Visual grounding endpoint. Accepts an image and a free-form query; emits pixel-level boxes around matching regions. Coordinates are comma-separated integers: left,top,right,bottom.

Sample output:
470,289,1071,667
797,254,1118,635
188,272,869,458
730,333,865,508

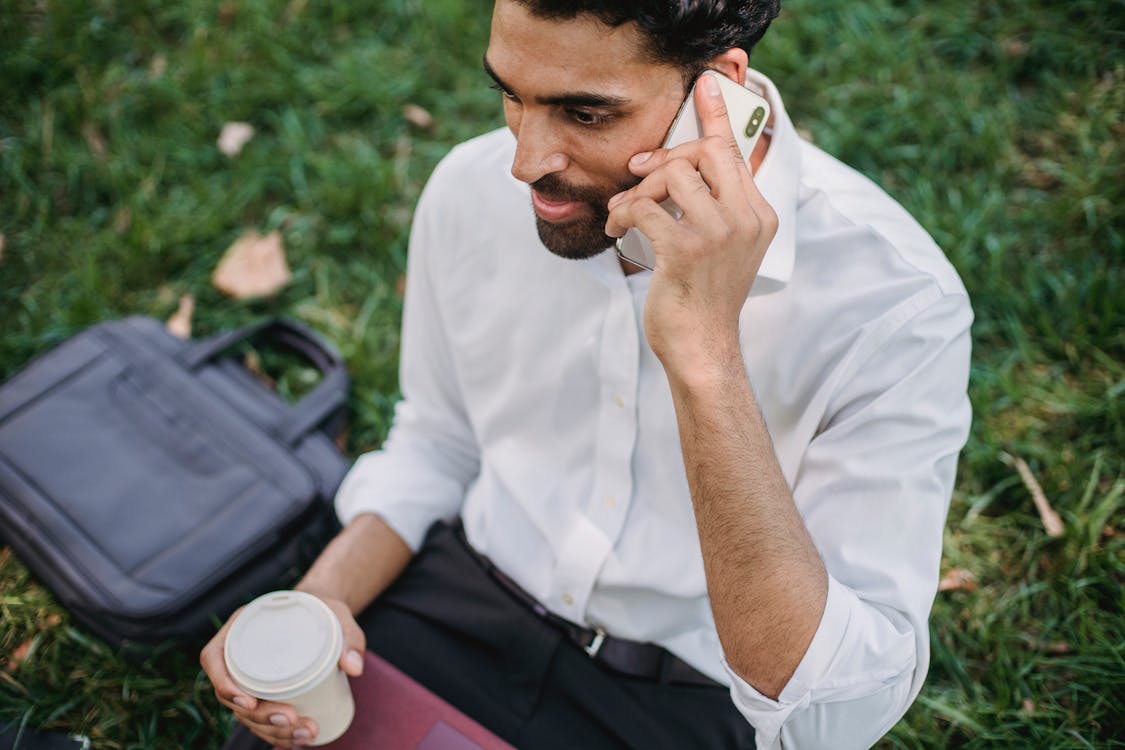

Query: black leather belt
454,525,720,688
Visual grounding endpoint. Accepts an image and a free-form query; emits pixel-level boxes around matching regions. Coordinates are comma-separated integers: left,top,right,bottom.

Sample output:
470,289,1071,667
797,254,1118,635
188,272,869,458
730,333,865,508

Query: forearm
665,347,827,699
295,513,413,615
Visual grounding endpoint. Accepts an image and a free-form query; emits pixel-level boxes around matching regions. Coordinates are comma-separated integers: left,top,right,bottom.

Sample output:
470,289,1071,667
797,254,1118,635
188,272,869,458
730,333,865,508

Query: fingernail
608,191,626,208
345,649,363,673
232,696,250,709
293,728,312,741
703,73,721,96
629,151,651,166
269,714,289,727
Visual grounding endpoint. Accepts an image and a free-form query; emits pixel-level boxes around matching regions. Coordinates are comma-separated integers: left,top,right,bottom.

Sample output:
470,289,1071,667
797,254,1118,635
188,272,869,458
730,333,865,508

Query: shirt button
562,593,574,606
613,395,625,409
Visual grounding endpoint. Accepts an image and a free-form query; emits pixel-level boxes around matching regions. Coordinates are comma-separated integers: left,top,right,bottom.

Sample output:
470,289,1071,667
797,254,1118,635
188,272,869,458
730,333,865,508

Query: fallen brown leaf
1021,699,1035,715
82,122,107,160
1002,38,1029,58
1000,452,1064,538
218,0,237,25
0,546,9,566
149,53,167,79
113,207,132,235
217,121,255,157
166,293,195,339
284,0,307,22
937,567,976,592
0,233,5,264
243,350,276,391
211,230,291,299
1024,638,1072,655
7,638,34,670
41,613,62,630
403,103,434,130
394,273,407,298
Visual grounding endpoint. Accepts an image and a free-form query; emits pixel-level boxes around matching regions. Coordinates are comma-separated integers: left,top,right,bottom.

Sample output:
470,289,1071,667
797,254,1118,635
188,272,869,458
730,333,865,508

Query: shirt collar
744,68,800,293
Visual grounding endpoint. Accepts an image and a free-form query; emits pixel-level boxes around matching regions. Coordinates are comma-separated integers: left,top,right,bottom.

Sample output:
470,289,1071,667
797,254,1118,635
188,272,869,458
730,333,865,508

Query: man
202,1,972,748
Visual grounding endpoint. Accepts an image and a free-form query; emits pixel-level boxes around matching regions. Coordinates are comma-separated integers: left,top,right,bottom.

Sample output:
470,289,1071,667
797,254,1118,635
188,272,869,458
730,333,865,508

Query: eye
489,82,520,104
567,109,611,127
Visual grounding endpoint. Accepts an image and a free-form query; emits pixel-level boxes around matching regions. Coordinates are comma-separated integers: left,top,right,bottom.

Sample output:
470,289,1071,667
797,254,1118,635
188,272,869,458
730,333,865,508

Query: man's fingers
230,701,320,747
605,195,681,243
200,618,258,712
319,599,366,676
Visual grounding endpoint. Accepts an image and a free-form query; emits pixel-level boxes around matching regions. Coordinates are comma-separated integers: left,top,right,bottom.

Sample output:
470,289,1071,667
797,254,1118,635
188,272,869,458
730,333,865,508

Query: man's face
486,0,687,259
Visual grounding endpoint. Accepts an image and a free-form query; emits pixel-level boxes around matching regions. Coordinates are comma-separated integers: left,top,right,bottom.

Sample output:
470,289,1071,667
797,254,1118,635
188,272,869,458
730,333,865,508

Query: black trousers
223,523,755,749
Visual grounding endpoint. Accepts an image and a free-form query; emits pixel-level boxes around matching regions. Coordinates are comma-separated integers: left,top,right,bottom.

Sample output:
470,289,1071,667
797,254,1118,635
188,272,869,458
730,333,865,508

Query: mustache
531,173,637,209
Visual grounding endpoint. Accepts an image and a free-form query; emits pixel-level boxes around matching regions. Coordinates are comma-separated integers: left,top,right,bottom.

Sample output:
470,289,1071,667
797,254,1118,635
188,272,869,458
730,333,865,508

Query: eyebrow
482,55,629,109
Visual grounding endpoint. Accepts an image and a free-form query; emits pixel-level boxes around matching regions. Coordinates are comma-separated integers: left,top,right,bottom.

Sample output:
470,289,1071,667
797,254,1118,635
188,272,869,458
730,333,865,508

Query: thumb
341,646,365,677
325,600,366,677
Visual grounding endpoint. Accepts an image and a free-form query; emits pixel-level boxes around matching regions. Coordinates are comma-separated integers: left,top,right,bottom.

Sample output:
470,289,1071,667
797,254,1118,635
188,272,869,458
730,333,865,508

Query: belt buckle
583,628,606,658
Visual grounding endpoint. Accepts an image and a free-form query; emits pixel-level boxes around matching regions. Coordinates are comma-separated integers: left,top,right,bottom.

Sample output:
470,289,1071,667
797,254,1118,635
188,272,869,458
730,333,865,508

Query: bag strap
180,319,348,446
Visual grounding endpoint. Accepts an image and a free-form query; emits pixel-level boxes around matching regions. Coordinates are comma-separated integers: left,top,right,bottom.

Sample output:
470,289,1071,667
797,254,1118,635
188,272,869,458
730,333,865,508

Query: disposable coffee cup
224,590,356,745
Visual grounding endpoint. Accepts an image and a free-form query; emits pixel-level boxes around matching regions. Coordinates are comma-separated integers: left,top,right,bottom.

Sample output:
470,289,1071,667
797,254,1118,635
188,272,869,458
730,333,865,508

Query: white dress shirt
336,70,973,749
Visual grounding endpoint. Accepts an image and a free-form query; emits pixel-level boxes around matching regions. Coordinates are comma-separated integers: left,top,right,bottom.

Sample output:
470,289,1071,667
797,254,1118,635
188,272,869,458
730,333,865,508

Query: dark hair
511,1,782,76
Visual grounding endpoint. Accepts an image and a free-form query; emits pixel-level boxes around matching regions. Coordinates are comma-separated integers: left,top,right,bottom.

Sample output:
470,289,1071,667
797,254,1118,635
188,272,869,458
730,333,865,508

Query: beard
530,173,637,260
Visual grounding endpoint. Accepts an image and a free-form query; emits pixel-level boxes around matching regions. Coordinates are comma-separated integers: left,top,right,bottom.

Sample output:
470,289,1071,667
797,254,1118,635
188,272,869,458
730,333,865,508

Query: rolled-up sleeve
727,288,973,749
335,167,480,550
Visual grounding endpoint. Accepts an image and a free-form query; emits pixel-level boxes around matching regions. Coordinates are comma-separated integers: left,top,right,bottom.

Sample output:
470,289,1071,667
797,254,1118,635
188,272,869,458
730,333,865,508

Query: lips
531,189,587,222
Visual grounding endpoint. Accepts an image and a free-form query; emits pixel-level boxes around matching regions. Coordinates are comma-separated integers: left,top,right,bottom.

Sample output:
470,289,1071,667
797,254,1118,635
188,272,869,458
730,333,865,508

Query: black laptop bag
0,317,349,649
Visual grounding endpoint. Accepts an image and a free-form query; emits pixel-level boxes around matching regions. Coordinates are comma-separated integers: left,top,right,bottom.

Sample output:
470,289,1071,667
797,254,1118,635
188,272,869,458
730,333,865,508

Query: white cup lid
224,590,343,701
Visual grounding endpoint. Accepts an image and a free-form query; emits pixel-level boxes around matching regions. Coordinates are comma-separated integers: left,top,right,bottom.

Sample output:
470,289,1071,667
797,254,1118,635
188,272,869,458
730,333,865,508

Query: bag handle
181,319,348,445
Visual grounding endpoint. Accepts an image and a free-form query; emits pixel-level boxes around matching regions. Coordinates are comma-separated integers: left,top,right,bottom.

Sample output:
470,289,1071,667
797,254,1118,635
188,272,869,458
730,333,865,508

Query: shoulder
794,141,967,302
411,127,524,247
420,127,519,207
408,127,536,280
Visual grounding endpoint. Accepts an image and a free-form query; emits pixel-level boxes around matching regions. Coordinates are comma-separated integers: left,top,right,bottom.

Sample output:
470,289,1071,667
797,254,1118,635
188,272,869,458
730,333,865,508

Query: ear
707,48,749,86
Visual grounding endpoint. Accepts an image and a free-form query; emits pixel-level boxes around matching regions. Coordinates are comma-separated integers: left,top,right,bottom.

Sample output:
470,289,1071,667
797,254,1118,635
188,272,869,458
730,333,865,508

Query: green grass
1,0,1122,747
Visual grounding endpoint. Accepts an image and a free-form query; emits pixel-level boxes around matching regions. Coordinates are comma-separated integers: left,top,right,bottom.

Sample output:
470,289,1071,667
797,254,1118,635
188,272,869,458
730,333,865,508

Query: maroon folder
280,652,515,750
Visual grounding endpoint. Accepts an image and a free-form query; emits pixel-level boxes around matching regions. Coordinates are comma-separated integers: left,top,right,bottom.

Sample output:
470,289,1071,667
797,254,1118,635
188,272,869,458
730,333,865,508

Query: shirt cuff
722,575,915,748
334,451,464,551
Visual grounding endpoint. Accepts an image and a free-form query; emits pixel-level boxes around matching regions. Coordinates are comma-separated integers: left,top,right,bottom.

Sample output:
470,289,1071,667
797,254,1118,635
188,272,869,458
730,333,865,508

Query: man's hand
607,74,824,699
200,596,366,748
605,72,777,376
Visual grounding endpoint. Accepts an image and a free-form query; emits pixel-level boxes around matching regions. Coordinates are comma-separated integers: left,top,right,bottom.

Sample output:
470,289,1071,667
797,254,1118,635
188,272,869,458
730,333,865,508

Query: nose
509,111,569,184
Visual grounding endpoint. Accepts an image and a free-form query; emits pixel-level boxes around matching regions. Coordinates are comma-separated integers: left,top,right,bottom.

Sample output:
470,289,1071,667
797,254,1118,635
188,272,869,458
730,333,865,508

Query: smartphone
616,70,771,271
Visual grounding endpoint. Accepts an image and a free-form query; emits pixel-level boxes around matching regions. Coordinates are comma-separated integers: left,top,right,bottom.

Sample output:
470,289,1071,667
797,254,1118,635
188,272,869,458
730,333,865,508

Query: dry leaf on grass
212,230,291,299
113,207,132,235
82,122,107,160
217,121,255,157
1021,699,1035,714
0,546,10,566
6,639,34,670
149,54,168,79
0,233,6,264
243,350,276,391
937,567,977,592
166,293,195,339
1024,638,1072,654
403,103,434,130
1000,452,1065,538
